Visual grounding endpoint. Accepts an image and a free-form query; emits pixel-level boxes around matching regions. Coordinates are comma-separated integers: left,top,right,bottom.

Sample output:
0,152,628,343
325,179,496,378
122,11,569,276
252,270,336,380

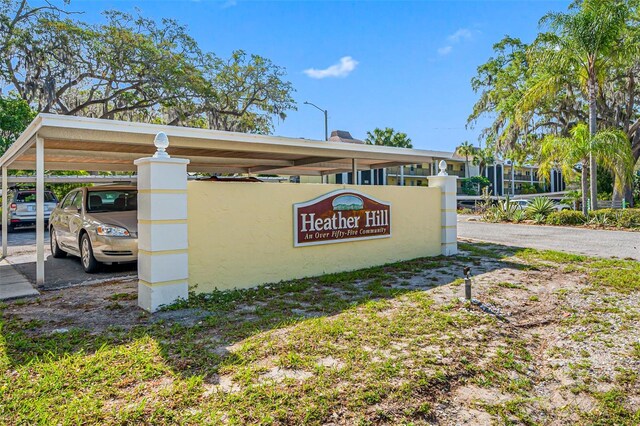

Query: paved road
458,217,640,261
1,227,136,289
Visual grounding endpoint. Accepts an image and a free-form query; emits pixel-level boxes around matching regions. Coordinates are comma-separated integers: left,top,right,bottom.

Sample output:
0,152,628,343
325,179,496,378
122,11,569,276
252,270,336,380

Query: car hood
89,211,138,234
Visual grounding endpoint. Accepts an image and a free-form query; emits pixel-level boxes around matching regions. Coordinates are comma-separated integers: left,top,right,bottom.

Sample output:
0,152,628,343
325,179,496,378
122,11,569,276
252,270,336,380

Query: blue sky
75,0,571,151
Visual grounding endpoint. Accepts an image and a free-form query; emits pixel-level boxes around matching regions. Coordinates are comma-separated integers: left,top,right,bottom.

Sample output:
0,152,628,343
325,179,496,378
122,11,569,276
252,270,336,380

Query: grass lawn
1,242,639,425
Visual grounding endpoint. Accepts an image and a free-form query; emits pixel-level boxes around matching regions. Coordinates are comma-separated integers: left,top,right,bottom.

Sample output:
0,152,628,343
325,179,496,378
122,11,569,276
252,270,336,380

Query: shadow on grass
0,241,535,380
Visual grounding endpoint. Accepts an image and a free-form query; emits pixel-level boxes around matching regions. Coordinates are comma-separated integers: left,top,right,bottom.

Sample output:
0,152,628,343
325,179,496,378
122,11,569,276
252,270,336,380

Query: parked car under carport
49,185,138,273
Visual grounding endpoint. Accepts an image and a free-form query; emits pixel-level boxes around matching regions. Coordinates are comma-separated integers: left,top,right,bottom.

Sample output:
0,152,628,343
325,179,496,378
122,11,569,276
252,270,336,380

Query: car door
56,191,78,250
66,190,85,252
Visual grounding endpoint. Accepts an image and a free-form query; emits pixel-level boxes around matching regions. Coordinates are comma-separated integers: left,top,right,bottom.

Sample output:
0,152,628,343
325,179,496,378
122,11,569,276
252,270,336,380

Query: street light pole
304,101,328,141
304,101,329,183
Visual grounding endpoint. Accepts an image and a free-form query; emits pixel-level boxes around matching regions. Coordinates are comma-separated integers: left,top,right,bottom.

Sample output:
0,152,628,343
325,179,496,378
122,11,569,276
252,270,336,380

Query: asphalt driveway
1,227,136,289
458,217,640,261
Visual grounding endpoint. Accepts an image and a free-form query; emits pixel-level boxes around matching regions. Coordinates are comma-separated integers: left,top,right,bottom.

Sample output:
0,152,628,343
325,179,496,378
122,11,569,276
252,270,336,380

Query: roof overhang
0,114,445,175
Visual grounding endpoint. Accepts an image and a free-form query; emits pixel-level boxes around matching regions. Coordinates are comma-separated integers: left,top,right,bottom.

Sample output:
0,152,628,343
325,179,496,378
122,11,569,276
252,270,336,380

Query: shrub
520,183,538,194
546,210,586,226
588,208,616,227
497,197,519,221
589,214,609,227
616,209,640,228
532,213,546,224
513,209,526,223
583,208,640,228
525,197,555,218
482,198,518,222
460,176,490,195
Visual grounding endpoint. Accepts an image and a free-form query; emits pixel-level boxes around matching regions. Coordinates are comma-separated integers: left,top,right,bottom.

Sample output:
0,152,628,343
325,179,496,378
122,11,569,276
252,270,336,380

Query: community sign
293,190,391,247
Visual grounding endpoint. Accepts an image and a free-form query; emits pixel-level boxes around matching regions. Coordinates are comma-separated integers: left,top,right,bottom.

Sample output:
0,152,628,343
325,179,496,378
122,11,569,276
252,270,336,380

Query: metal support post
1,166,7,257
36,136,45,285
352,159,358,184
464,267,472,301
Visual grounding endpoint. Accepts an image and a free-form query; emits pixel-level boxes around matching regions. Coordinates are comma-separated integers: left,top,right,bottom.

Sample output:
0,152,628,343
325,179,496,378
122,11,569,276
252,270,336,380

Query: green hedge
588,208,640,228
546,208,640,228
546,210,587,226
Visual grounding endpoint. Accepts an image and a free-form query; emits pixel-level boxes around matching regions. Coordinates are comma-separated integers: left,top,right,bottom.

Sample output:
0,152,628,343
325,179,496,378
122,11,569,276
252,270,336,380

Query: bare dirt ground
2,241,639,424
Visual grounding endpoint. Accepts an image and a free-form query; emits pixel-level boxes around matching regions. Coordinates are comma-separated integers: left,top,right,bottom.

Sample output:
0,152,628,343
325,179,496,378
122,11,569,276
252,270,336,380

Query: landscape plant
545,210,587,226
470,0,640,206
538,123,635,216
532,213,546,224
482,196,518,222
460,176,490,195
455,141,476,178
519,183,538,195
364,128,412,148
512,209,526,223
524,196,555,218
533,0,630,208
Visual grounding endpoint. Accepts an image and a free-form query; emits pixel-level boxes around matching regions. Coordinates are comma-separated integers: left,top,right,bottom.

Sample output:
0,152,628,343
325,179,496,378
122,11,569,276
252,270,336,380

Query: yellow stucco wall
187,182,441,293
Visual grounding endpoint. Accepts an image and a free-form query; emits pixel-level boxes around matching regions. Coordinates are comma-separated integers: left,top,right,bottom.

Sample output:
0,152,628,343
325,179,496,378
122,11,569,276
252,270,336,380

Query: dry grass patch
1,242,639,424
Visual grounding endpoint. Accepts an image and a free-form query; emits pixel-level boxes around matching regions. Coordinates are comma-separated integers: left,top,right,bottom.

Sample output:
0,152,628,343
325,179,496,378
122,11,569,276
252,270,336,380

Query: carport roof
0,114,446,175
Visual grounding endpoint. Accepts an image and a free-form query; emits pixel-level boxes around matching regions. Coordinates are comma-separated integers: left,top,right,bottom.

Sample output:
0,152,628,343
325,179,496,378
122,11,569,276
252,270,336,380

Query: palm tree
538,123,634,215
472,147,495,178
365,128,413,148
455,141,476,178
531,0,629,209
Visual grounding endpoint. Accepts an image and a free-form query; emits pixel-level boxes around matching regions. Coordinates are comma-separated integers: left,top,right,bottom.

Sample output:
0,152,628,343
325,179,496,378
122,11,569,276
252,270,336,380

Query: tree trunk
627,133,640,208
588,73,598,211
581,163,589,216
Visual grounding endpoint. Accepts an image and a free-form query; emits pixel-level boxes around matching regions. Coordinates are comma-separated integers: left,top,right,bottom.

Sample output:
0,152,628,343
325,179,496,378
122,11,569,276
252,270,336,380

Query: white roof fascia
33,114,443,162
0,115,42,168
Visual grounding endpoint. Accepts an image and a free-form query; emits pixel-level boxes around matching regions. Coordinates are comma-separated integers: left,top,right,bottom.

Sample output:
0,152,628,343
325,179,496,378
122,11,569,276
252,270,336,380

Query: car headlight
96,225,130,237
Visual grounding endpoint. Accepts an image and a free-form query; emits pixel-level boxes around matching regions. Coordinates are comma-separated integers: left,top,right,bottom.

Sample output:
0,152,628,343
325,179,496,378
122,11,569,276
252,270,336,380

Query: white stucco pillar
134,132,190,313
428,160,458,256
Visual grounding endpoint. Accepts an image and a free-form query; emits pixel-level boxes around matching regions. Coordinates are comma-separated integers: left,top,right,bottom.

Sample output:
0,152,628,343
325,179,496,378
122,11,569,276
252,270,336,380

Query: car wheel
7,223,15,233
50,227,67,258
80,233,99,273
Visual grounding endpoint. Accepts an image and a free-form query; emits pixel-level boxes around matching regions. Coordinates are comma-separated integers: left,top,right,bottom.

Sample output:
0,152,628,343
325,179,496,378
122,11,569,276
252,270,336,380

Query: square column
134,155,190,312
428,167,458,256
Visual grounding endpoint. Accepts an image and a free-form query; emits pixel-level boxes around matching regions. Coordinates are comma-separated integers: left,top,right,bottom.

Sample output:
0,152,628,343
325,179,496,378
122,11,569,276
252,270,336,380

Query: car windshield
86,190,137,213
15,191,56,203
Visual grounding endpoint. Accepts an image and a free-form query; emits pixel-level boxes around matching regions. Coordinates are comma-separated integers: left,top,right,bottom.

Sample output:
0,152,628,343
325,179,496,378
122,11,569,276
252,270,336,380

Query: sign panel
294,190,391,247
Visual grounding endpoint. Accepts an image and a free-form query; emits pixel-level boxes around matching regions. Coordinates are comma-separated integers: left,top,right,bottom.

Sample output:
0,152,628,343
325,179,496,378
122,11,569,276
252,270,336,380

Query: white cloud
303,56,359,79
437,45,453,56
437,28,475,56
221,0,237,8
447,28,473,43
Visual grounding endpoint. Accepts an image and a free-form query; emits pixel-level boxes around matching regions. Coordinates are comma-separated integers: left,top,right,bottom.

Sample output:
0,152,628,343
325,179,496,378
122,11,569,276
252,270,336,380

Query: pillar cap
154,132,170,159
134,156,190,166
438,160,448,176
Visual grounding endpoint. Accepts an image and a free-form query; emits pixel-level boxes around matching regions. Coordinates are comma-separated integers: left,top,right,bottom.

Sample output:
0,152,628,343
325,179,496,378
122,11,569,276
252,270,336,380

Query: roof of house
328,130,365,144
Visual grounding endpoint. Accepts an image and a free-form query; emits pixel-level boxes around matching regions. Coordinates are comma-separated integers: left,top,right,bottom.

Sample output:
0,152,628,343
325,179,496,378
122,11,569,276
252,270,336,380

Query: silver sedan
49,185,138,272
